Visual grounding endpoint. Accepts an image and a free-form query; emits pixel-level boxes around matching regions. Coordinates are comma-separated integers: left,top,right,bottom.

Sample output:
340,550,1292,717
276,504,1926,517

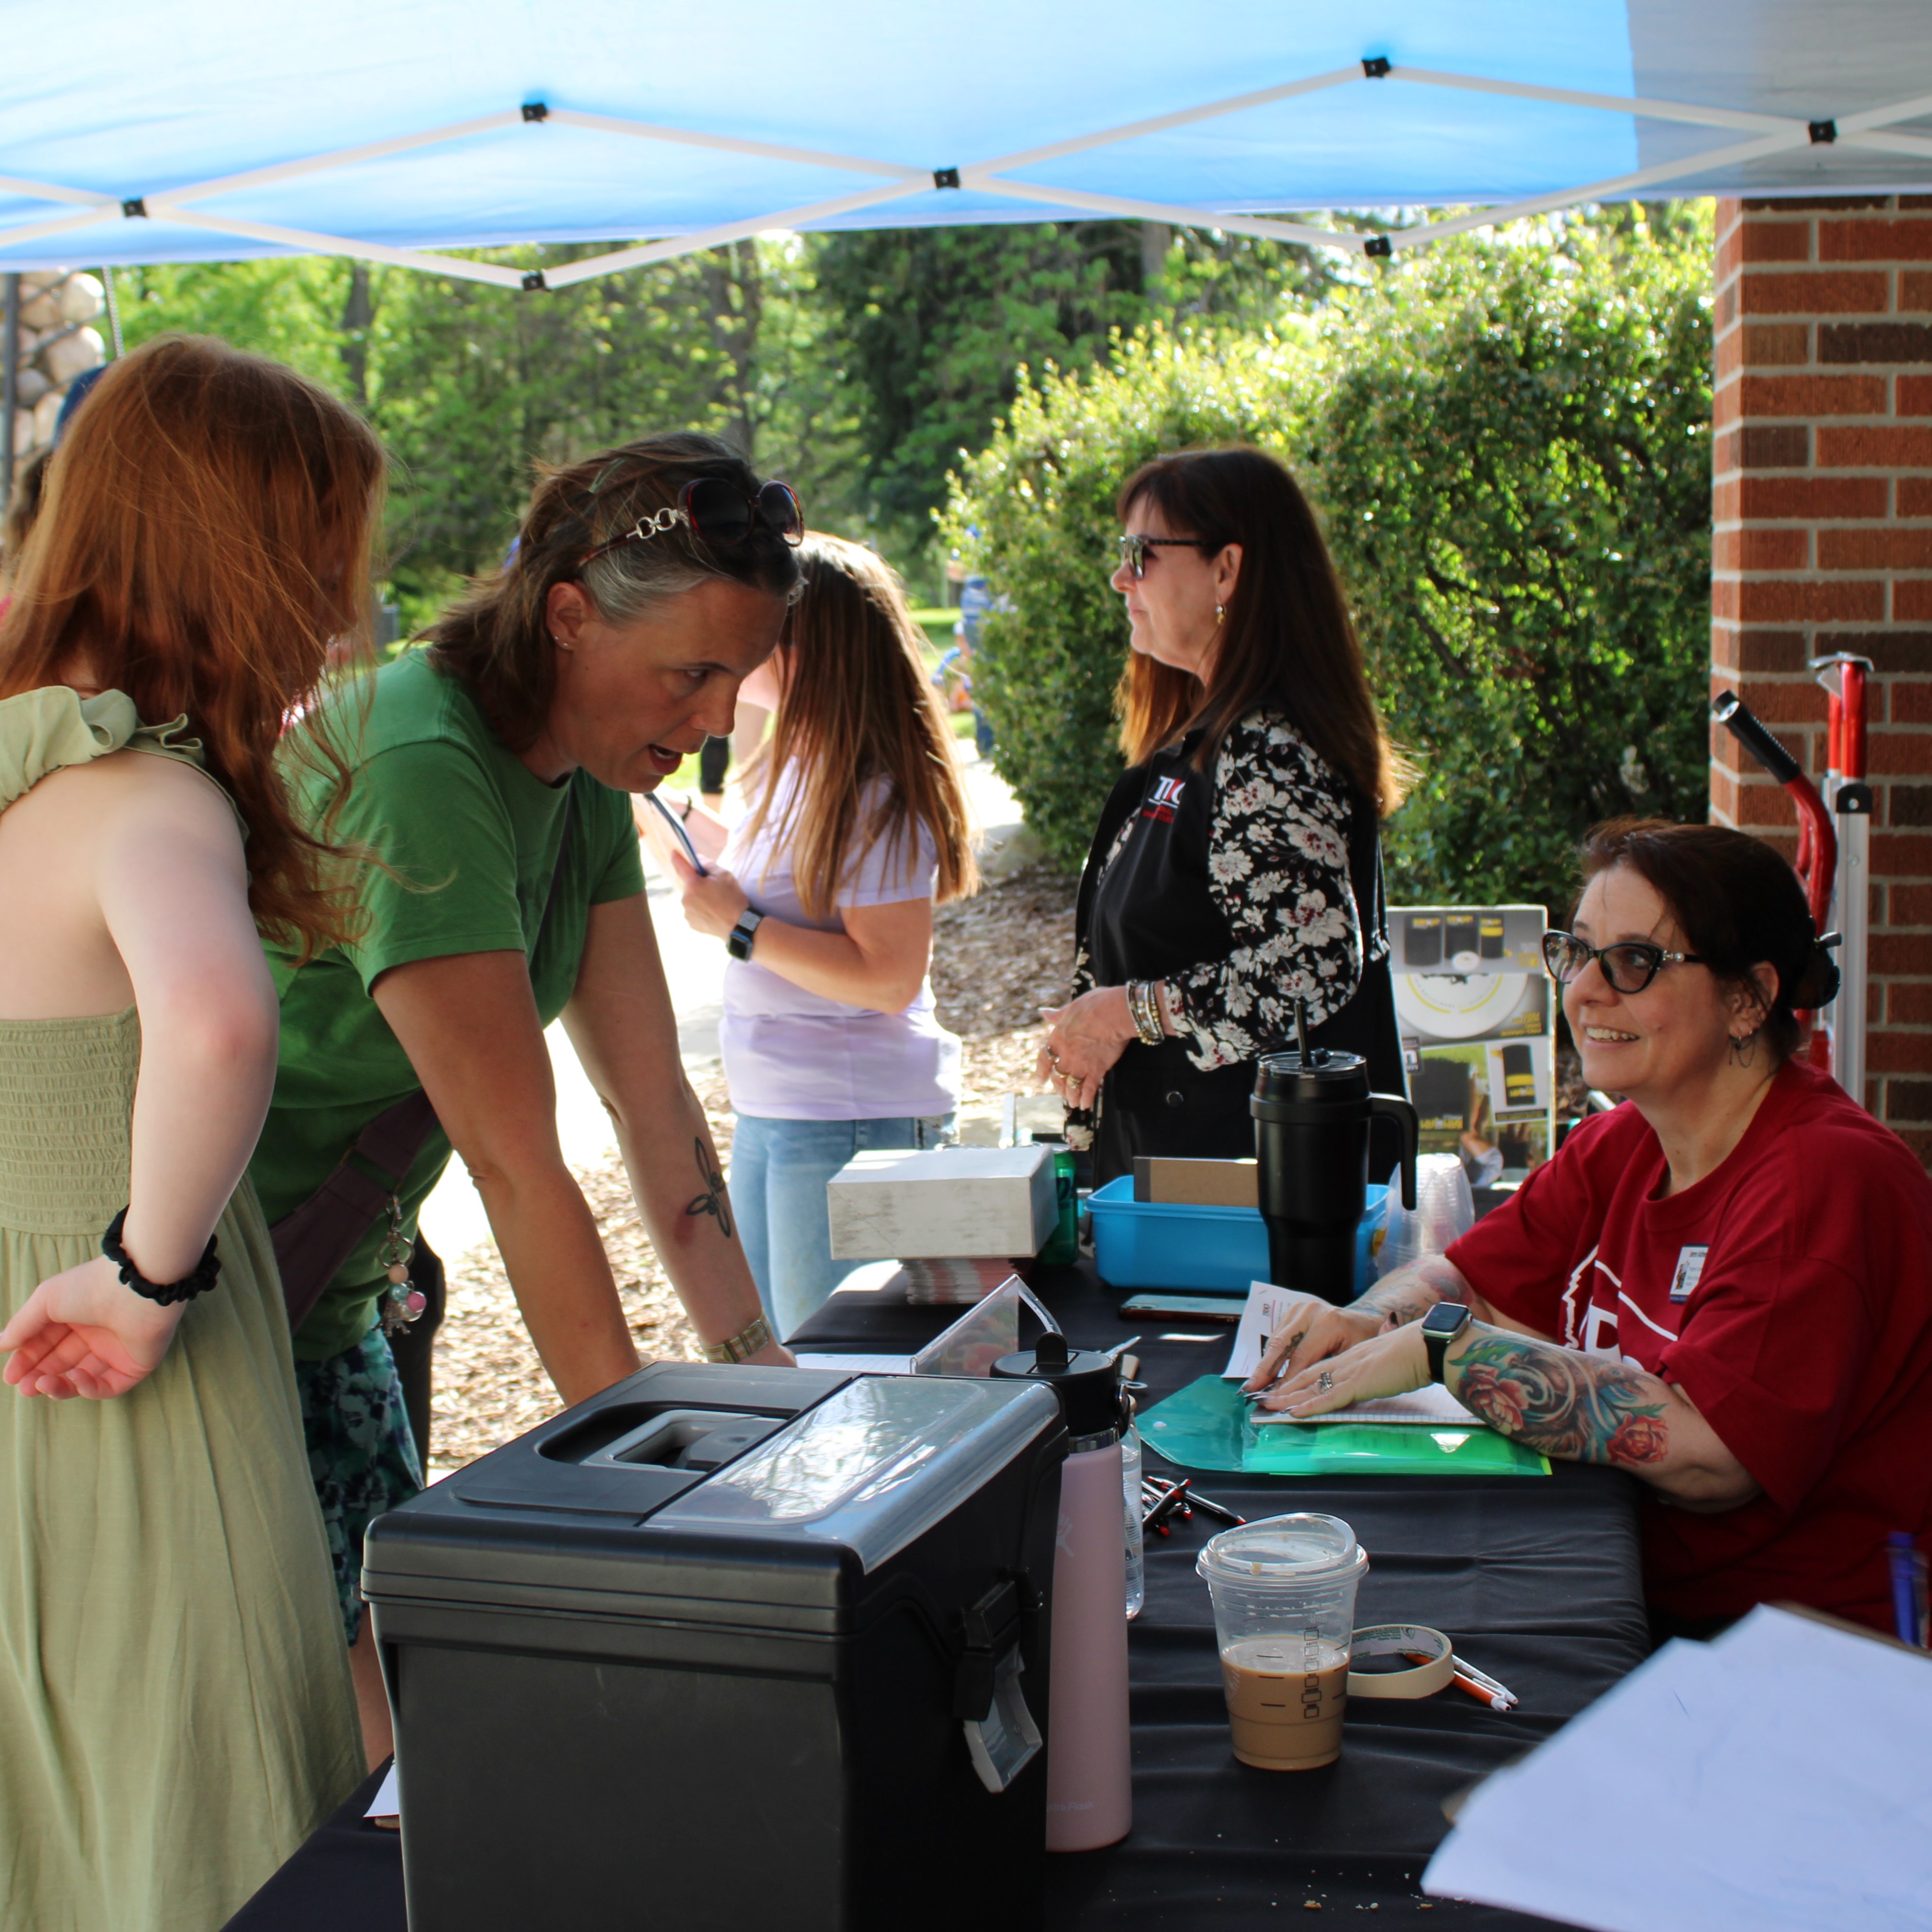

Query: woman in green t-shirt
253,433,803,1763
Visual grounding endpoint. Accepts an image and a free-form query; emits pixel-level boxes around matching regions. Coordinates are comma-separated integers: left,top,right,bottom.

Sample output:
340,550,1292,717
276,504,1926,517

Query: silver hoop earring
1727,1029,1759,1068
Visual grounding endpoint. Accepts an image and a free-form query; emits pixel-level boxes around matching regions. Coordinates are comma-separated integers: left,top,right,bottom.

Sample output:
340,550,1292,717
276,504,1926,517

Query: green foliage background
945,209,1715,917
110,208,1713,911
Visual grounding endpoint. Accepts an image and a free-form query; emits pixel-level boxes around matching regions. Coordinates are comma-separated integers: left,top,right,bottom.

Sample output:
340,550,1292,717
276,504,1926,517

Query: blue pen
1888,1531,1925,1648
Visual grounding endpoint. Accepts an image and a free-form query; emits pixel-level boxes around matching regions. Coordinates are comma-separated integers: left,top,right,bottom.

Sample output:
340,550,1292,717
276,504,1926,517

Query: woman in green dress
0,336,375,1930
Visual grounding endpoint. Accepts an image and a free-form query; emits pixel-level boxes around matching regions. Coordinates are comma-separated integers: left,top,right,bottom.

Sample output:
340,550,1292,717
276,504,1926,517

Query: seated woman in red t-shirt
1244,818,1932,1638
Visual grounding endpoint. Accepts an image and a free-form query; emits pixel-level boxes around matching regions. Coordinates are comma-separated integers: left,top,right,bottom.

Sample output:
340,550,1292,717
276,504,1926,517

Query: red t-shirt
1447,1059,1932,1632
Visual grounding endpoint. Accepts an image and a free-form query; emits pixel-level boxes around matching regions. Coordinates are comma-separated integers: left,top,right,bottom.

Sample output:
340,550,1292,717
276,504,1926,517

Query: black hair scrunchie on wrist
100,1209,221,1307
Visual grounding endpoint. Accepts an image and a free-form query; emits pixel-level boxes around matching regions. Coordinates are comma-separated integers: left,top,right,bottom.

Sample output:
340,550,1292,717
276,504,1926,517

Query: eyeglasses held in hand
581,477,803,567
1116,532,1205,579
1541,930,1709,995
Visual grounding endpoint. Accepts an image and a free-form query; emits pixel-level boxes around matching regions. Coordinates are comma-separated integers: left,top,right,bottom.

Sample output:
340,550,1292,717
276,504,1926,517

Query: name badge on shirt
1670,1246,1709,1304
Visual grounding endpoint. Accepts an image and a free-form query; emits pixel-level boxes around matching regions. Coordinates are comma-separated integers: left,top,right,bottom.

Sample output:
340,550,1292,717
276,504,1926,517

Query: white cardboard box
825,1146,1058,1260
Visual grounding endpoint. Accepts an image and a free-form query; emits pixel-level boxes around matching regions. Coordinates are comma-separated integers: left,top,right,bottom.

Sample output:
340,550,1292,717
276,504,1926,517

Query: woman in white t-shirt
650,534,978,1340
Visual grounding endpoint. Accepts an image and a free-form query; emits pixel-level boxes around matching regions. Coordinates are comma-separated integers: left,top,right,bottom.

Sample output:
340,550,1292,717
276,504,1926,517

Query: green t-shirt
249,650,645,1361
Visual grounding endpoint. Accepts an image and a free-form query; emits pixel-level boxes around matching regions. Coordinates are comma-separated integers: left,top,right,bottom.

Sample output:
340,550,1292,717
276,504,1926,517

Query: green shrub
1311,216,1714,916
946,213,1714,916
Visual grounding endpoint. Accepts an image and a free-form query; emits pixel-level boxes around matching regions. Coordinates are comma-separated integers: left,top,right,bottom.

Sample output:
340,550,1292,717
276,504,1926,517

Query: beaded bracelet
100,1208,221,1307
1126,980,1165,1048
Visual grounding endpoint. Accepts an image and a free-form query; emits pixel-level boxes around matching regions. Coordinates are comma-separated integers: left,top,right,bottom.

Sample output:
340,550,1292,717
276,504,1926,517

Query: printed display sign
1390,905,1554,1181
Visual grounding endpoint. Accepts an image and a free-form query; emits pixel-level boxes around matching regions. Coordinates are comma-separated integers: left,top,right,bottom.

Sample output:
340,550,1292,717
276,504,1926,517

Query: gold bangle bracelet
702,1312,772,1364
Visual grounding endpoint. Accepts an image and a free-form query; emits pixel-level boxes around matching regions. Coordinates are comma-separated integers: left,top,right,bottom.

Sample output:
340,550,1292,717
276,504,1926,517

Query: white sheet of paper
792,1352,913,1376
1220,1282,1297,1381
1424,1605,1932,1932
1250,1384,1477,1426
364,1762,399,1822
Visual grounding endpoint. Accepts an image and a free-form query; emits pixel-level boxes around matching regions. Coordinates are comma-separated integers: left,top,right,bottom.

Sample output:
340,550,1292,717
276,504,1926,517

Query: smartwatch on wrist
1420,1301,1472,1383
726,909,765,962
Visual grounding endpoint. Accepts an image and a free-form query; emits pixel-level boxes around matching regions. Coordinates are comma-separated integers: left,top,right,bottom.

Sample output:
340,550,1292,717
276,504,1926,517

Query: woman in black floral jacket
1039,447,1412,1185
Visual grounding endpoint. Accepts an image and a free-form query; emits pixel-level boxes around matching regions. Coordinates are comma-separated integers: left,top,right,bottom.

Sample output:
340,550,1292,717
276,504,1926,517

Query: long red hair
0,335,386,957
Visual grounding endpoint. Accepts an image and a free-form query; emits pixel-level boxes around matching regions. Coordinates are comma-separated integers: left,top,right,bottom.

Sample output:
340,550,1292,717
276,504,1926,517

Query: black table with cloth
224,1260,1648,1931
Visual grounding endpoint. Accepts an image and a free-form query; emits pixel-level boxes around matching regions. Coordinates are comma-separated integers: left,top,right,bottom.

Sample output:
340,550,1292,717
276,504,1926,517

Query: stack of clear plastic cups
1196,1514,1368,1770
1376,1152,1476,1278
1121,1423,1144,1619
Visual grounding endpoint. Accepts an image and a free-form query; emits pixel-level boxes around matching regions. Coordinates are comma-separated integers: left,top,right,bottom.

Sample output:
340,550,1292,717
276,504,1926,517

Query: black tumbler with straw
1250,998,1420,1305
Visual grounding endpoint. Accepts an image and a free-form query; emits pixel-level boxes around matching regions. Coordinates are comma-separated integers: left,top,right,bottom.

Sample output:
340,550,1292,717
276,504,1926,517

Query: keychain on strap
377,1193,428,1338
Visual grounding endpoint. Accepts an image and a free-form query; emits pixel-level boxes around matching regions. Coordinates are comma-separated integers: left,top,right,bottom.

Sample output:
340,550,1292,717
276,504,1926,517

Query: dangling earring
1215,603,1226,625
1727,1029,1759,1068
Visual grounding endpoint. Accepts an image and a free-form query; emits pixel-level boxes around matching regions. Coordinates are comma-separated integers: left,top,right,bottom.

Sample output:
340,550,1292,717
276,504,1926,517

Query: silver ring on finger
1317,1369,1335,1394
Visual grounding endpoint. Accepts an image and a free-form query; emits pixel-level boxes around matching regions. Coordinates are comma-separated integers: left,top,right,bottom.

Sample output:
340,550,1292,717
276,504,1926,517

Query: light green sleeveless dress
0,688,362,1932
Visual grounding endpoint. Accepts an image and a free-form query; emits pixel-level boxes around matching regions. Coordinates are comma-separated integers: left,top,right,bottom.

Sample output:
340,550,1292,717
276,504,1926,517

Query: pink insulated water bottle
992,1332,1132,1851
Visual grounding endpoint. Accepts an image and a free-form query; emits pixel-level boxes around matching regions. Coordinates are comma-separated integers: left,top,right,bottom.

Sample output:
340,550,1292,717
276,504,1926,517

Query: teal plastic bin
1086,1177,1388,1297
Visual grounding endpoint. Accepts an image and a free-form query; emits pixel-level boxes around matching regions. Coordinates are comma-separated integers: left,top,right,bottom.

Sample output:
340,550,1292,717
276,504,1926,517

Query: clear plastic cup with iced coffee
1196,1513,1368,1771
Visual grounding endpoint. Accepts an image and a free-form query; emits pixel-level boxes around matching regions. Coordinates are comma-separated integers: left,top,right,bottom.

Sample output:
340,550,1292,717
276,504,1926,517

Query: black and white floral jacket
1070,706,1378,1074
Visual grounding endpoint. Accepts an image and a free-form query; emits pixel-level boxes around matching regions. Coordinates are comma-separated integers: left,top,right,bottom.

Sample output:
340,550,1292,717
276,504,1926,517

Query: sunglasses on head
1541,930,1709,996
1116,532,1208,579
580,476,803,567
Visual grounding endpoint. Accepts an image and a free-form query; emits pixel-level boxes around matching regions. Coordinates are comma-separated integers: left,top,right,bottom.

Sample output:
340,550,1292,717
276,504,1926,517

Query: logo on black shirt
1143,776,1187,823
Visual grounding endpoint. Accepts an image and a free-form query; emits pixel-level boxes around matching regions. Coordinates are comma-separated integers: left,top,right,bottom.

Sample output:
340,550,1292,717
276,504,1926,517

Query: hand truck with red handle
1710,676,1867,1107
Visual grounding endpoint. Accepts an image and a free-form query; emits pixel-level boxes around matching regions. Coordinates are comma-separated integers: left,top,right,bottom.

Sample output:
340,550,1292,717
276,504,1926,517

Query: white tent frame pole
539,179,932,287
6,70,1932,286
0,173,117,209
148,111,529,209
0,208,119,251
154,209,529,287
964,65,1366,177
544,109,923,180
970,178,1366,253
1388,67,1794,134
1389,129,1809,249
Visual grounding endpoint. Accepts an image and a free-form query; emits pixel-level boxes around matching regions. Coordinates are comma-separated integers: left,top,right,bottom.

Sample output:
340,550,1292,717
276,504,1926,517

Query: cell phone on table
643,792,707,876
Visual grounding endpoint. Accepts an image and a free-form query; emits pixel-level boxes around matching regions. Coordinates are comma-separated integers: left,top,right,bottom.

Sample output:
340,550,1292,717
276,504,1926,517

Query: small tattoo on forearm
1450,1330,1670,1468
684,1138,734,1239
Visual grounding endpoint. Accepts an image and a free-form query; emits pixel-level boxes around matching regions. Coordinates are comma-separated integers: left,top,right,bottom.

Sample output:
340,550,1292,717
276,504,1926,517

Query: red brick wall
1710,194,1932,1158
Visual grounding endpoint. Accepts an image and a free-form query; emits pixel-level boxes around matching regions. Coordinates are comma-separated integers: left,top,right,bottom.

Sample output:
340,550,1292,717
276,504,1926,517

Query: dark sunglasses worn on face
580,477,804,567
1542,930,1709,996
1116,532,1207,579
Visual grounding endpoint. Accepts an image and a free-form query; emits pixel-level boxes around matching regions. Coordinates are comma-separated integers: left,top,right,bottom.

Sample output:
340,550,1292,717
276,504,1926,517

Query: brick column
1710,194,1932,1156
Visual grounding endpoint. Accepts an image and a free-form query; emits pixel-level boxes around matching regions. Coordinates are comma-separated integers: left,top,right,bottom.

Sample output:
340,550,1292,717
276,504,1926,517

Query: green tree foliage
122,242,865,632
812,221,1340,569
946,210,1714,913
942,330,1309,869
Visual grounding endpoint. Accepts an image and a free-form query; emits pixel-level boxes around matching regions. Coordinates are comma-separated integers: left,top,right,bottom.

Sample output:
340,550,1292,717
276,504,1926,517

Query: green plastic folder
1136,1374,1551,1478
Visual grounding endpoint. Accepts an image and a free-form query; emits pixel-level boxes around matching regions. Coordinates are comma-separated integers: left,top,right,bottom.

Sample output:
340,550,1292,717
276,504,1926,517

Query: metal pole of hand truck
1811,655,1874,1110
1710,691,1844,1083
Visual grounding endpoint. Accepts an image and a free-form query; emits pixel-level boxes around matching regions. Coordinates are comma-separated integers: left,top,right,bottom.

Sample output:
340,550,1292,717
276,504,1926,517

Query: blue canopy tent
1,1,1930,288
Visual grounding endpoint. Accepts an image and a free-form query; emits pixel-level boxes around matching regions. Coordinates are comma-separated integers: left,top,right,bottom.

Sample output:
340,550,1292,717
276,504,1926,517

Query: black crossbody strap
269,794,577,1330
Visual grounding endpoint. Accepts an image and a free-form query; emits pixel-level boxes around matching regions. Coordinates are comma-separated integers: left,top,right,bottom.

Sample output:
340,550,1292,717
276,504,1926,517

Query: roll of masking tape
1345,1623,1455,1699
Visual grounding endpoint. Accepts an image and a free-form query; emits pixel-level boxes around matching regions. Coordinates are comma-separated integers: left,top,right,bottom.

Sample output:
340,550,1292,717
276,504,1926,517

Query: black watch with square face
1421,1301,1472,1384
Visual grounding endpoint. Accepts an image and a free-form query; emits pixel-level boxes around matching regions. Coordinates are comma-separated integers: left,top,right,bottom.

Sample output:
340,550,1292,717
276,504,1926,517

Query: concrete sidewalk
417,740,1024,1263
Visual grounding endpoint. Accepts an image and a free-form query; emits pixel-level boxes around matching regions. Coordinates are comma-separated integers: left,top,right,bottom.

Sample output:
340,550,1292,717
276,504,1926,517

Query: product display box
826,1144,1058,1260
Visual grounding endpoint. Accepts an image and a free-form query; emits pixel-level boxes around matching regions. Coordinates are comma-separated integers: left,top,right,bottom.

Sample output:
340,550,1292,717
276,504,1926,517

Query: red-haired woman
0,338,371,1928
1040,446,1412,1183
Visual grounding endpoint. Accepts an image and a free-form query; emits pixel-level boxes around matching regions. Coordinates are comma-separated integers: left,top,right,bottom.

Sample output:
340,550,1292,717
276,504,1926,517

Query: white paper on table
792,1352,914,1375
1220,1282,1297,1381
1250,1384,1477,1426
1423,1605,1932,1932
364,1762,399,1822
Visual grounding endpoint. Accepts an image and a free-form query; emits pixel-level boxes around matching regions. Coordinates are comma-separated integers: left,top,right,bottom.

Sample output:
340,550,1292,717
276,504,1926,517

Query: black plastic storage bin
364,1363,1066,1932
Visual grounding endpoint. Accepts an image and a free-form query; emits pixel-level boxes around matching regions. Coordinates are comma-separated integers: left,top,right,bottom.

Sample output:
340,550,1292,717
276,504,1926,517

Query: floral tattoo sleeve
1448,1327,1671,1468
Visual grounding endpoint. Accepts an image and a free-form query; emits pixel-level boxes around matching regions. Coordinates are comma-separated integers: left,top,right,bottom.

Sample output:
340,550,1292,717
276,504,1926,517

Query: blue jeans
731,1112,956,1342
